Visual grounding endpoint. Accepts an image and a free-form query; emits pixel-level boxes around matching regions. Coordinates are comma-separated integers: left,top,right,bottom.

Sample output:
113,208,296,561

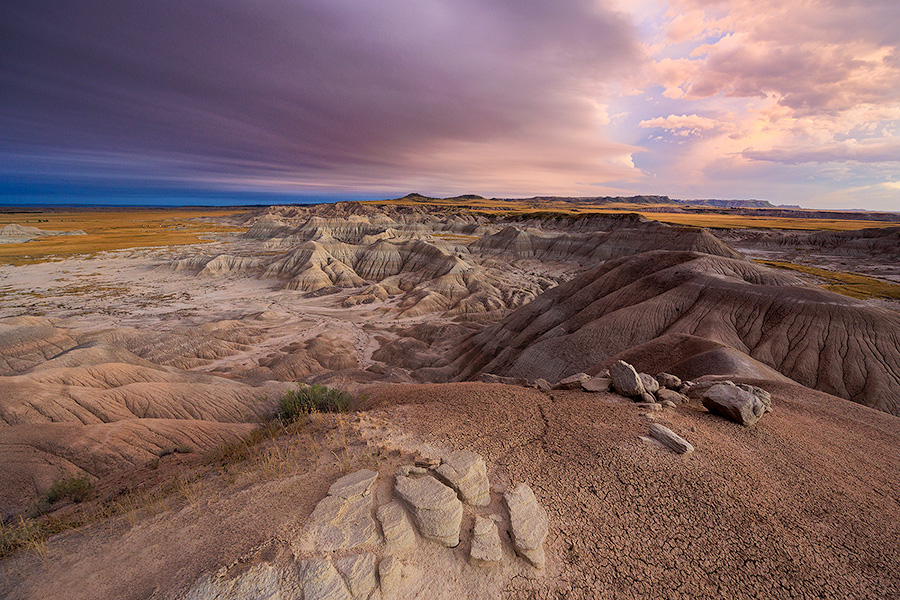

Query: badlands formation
1,200,900,599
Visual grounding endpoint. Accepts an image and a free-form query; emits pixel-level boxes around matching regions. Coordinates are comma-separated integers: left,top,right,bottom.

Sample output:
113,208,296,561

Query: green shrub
278,384,353,422
45,475,94,504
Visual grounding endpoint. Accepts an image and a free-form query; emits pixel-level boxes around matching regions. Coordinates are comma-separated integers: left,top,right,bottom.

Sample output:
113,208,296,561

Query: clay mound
452,250,900,415
734,225,900,259
471,223,743,264
0,223,86,243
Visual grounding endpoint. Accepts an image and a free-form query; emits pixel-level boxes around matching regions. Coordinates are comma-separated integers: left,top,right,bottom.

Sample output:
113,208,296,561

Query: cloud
0,0,642,196
639,113,719,136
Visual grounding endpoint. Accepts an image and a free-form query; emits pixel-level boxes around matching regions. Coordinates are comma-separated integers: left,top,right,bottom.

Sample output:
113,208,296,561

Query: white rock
394,475,463,547
376,501,417,554
470,515,503,565
434,450,490,507
504,483,548,568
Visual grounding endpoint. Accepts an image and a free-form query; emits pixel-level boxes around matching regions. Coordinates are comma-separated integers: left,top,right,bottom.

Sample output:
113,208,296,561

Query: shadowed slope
451,251,900,415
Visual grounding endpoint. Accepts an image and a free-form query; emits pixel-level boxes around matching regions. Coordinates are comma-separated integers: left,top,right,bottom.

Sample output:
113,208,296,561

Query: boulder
610,360,645,397
376,501,417,554
656,372,682,390
394,475,463,547
434,450,491,507
657,388,688,405
649,423,694,454
737,383,773,413
555,372,591,390
581,377,611,393
687,380,735,399
504,483,548,568
470,515,503,565
639,373,660,394
702,384,767,426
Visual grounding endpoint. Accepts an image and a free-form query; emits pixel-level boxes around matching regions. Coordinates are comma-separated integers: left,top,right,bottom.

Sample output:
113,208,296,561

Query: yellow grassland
756,260,900,300
0,209,249,265
368,198,900,231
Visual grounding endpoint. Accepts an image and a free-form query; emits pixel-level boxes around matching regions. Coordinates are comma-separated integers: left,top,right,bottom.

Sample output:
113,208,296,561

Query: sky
1,1,899,210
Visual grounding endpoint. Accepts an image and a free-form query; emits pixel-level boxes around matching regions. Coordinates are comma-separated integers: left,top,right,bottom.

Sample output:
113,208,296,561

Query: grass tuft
278,384,355,422
45,475,94,505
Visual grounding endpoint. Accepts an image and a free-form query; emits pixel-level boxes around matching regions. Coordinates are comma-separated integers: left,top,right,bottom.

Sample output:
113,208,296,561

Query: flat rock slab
434,450,490,507
581,377,611,393
657,388,688,405
470,515,503,565
702,384,767,426
298,558,352,600
649,423,694,454
328,469,378,499
504,483,548,568
395,475,463,547
334,553,377,599
556,372,590,389
379,556,401,598
610,360,644,397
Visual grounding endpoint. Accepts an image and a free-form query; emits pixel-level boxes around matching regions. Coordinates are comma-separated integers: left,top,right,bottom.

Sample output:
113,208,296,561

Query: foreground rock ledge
395,474,464,547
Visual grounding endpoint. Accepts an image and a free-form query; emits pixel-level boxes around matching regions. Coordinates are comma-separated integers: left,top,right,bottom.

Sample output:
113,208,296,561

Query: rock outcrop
610,360,645,398
434,450,491,507
395,474,464,547
702,384,767,426
470,516,503,565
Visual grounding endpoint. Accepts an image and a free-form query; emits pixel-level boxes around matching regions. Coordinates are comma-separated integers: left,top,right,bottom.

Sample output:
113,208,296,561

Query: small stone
656,373,682,390
504,483,548,568
378,555,401,599
635,402,662,412
376,501,416,554
610,360,645,397
394,475,463,547
661,400,676,409
334,553,377,599
649,423,694,454
470,515,503,565
702,384,766,426
639,392,657,404
414,456,440,469
396,465,428,477
657,388,688,405
581,377,611,393
328,469,378,499
638,373,660,394
555,372,591,390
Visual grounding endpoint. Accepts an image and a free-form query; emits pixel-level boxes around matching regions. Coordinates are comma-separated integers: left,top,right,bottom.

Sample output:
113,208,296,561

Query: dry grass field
755,260,900,300
369,197,900,231
0,209,249,265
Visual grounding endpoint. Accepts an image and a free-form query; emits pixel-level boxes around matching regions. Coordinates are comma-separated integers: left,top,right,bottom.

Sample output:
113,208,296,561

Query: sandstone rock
610,360,645,397
639,392,657,404
657,388,688,405
581,377,611,393
639,373,660,394
635,402,662,412
184,564,280,600
504,483,548,568
434,450,491,507
687,380,736,399
414,456,440,469
649,423,694,454
737,383,773,413
661,400,676,409
298,558,352,600
470,515,503,565
395,465,428,477
298,471,379,554
394,475,463,547
376,501,417,554
555,372,591,390
656,372,682,390
328,469,378,499
378,556,401,598
334,553,377,599
702,384,767,426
